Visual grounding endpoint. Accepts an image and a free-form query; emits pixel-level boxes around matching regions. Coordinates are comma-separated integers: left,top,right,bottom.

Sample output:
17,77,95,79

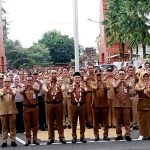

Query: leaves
102,0,150,58
38,30,74,64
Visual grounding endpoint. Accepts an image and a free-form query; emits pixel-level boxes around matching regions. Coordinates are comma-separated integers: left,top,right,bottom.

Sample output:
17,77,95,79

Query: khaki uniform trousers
1,114,16,143
108,100,116,126
85,92,93,126
45,102,64,140
130,94,139,127
23,106,39,141
70,104,86,138
63,98,71,126
114,107,131,136
93,107,109,137
138,110,150,137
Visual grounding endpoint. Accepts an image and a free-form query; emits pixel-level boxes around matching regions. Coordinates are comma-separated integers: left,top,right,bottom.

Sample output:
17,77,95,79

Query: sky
3,0,100,48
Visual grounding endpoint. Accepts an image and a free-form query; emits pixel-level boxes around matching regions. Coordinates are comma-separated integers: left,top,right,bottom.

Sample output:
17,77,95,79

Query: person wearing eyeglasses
135,72,150,140
0,77,18,147
112,69,132,141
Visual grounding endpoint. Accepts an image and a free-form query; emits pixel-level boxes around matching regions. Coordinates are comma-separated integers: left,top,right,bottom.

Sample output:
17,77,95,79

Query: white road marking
8,133,143,146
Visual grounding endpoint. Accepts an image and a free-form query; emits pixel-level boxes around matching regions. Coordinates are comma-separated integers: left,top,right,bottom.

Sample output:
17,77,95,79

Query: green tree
38,30,74,64
102,0,150,59
26,43,52,66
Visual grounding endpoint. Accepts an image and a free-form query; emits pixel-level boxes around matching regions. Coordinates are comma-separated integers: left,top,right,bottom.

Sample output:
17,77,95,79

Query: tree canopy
38,30,75,64
102,0,150,58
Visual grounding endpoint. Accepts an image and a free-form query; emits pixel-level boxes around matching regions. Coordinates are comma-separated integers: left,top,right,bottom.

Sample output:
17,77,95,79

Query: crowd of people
0,62,150,148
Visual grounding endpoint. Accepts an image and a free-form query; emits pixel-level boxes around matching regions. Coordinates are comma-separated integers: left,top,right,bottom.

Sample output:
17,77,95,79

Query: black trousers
38,96,46,127
16,101,24,131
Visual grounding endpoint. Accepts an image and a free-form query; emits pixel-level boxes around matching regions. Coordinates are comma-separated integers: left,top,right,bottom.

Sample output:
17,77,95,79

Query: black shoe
24,141,31,146
125,136,132,141
11,141,17,147
39,126,47,131
54,126,57,130
68,125,71,129
60,139,66,144
80,138,87,143
33,141,40,145
103,136,110,141
94,137,100,141
47,139,54,145
63,125,67,129
1,143,7,148
133,126,139,130
142,137,148,140
148,137,150,140
86,125,93,129
115,136,123,141
72,138,77,143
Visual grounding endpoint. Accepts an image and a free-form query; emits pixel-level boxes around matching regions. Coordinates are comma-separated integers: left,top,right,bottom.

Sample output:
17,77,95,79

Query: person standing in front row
135,72,150,140
42,69,66,145
68,72,87,143
0,77,18,148
112,69,132,141
92,70,110,141
20,75,40,146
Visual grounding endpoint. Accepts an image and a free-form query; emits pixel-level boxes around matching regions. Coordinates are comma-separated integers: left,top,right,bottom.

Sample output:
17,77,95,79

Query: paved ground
0,128,149,150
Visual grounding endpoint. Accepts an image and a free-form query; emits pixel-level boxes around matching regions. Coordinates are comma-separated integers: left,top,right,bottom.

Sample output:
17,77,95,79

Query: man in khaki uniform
0,77,18,147
68,72,87,143
20,75,40,146
112,69,132,141
61,67,72,129
42,69,66,145
85,64,96,128
92,70,110,141
103,67,116,128
125,65,139,130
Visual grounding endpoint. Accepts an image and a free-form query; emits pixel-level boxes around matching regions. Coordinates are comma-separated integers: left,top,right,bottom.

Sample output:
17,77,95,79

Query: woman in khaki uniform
135,72,150,140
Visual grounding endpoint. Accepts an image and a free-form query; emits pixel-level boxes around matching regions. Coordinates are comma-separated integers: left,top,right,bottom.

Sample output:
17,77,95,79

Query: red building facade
0,0,6,72
99,0,129,63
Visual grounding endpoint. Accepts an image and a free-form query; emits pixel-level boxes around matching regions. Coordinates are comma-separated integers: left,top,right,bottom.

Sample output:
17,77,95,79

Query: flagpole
73,0,79,72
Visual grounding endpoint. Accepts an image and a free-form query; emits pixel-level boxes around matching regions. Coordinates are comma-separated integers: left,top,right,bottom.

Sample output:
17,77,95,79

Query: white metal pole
73,0,79,72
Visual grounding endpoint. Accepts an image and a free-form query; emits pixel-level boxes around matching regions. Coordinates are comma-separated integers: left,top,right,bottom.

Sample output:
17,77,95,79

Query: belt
139,98,143,100
23,104,38,108
86,91,92,93
130,93,137,97
46,101,62,104
71,102,85,106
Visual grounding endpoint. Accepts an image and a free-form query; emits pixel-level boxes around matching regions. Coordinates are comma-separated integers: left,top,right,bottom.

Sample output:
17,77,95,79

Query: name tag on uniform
124,88,127,94
33,93,36,99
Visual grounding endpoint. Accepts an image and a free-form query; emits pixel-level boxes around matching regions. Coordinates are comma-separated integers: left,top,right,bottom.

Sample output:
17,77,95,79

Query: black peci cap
73,72,81,77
